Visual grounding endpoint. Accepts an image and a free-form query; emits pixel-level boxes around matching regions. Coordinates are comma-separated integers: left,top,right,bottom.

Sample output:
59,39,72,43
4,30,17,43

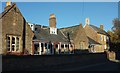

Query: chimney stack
49,14,56,28
100,24,104,30
4,1,12,10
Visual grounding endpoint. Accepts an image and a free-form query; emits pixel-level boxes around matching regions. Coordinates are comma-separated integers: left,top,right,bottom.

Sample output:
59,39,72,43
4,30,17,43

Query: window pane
12,37,15,44
16,37,19,51
7,47,10,51
12,45,15,51
7,36,10,51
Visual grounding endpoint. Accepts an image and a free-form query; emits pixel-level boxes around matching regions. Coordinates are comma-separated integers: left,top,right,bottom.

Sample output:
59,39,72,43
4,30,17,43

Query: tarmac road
63,61,120,71
22,60,119,71
2,53,120,71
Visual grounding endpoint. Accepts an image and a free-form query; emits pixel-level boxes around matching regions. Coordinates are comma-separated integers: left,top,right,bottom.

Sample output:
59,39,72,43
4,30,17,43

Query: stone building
30,14,74,55
0,2,34,55
60,18,110,53
84,18,110,53
60,24,89,50
0,1,110,55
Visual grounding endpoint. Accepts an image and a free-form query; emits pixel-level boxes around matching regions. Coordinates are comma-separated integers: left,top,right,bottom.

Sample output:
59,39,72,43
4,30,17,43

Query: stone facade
73,24,88,50
84,24,109,53
60,19,110,53
84,24,97,42
49,14,56,28
0,18,2,54
0,3,34,55
0,2,110,55
25,23,34,54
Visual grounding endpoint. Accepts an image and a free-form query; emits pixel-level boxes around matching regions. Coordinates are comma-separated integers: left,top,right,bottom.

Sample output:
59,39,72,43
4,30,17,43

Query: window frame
6,35,20,52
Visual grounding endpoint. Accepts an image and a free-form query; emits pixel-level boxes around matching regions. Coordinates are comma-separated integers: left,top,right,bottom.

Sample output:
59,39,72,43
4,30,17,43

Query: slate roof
89,25,109,36
60,25,79,40
33,26,68,44
60,24,106,45
87,36,101,45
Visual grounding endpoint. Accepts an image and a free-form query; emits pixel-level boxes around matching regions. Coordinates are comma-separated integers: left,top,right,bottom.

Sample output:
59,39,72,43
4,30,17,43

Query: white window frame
50,28,57,35
16,37,20,52
104,36,106,42
100,35,102,41
6,35,20,52
11,36,15,52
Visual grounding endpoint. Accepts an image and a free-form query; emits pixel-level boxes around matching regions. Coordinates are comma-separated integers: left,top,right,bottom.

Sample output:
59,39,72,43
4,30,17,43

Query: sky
1,2,119,31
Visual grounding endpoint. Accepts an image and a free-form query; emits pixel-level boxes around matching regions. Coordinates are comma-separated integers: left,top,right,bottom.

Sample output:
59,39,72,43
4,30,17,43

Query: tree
108,18,120,52
112,18,120,42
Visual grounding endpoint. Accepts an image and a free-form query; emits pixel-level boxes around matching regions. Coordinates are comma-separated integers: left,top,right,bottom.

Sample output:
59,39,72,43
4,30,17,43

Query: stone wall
1,4,34,55
84,24,108,52
25,23,34,54
0,18,2,54
1,5,24,54
84,24,98,42
73,24,88,49
106,51,116,60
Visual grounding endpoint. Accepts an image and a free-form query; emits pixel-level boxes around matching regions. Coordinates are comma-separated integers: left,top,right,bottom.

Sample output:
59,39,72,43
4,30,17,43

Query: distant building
0,2,34,55
84,18,110,53
60,18,110,53
60,24,89,51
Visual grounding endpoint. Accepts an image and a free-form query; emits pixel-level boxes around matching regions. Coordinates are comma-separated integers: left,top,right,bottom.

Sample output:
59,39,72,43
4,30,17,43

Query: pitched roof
60,24,104,45
0,3,23,19
87,36,101,45
73,24,88,42
0,3,15,19
89,25,109,36
60,25,79,40
33,25,68,44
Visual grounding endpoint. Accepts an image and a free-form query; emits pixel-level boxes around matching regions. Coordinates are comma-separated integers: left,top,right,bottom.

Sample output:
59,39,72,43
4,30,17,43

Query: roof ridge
90,24,106,32
89,24,109,35
60,25,79,29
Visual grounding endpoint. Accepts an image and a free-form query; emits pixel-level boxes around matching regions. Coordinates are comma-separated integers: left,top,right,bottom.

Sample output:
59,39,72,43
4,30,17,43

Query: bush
109,42,120,52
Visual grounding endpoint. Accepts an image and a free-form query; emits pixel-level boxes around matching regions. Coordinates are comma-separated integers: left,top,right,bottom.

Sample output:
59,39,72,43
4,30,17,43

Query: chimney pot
4,1,12,10
6,1,11,6
50,14,55,19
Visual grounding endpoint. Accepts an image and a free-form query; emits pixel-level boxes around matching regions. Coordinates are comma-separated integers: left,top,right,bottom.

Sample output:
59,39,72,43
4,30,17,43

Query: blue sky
2,2,118,31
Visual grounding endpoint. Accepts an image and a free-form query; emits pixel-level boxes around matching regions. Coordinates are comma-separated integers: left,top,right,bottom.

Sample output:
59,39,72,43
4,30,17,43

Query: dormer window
50,27,57,35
